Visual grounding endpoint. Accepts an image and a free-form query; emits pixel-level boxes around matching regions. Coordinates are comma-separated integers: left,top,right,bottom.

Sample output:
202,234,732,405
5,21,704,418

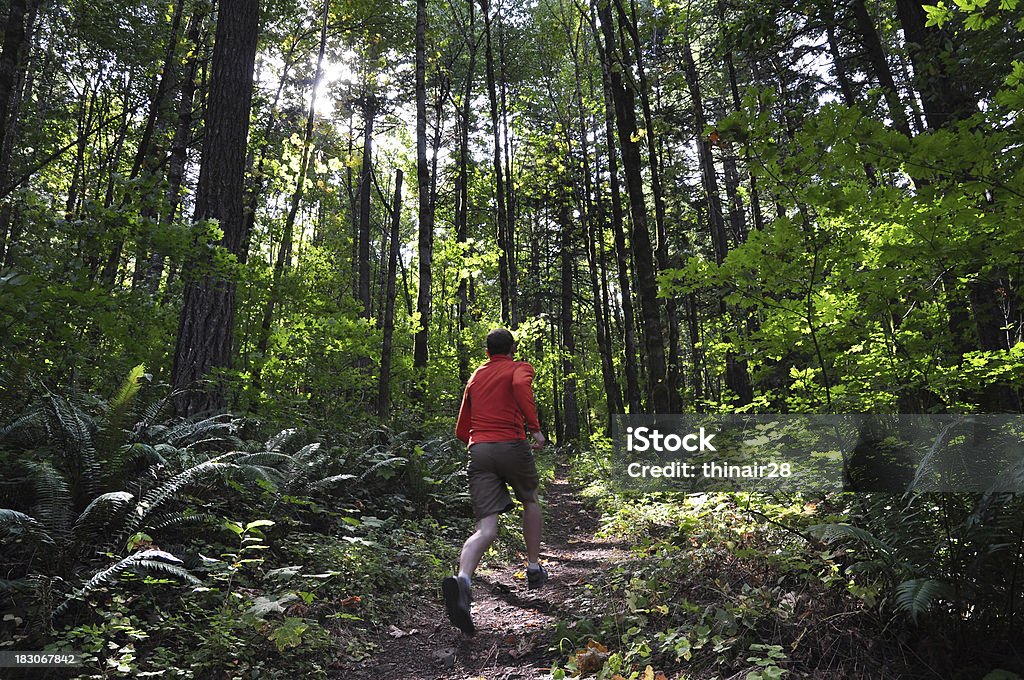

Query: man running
442,328,547,635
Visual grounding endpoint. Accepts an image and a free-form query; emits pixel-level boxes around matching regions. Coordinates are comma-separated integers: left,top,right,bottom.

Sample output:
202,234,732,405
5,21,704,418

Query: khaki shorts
467,440,540,519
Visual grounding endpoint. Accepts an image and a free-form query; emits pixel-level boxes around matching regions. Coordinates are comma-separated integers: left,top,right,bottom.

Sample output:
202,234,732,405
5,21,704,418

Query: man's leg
522,500,542,565
457,513,499,582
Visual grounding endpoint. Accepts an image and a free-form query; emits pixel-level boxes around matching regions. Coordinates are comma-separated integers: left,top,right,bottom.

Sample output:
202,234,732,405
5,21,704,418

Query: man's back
455,354,540,446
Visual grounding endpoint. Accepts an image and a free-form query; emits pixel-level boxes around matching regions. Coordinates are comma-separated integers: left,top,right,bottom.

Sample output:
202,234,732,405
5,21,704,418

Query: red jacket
455,354,541,446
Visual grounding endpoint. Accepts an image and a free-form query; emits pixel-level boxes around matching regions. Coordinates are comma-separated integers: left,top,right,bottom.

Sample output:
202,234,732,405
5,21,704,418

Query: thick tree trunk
895,0,976,131
589,7,642,413
850,0,914,138
596,0,670,414
413,0,434,382
479,0,511,324
171,0,259,416
378,169,403,419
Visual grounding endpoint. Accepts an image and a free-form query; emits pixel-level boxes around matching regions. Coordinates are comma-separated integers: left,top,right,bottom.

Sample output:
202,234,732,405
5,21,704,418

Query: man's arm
511,362,541,434
455,386,472,444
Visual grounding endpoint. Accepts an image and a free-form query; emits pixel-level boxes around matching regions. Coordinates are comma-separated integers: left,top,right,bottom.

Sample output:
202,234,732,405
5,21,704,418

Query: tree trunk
413,0,434,386
456,0,477,385
378,169,403,419
253,0,328,384
558,188,580,442
479,0,511,324
682,41,752,406
0,0,35,264
895,0,976,131
145,15,204,295
589,6,642,413
596,1,669,413
171,0,259,416
850,0,914,138
357,94,377,319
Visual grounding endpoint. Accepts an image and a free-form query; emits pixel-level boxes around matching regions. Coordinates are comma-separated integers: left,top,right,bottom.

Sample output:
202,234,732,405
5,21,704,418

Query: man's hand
530,431,546,450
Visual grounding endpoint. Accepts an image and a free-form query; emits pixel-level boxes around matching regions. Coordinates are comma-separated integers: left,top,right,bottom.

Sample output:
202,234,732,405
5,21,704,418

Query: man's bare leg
522,500,542,567
457,513,499,582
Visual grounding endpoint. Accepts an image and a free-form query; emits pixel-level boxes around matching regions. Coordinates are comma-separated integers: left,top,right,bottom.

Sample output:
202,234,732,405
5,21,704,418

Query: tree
171,0,260,415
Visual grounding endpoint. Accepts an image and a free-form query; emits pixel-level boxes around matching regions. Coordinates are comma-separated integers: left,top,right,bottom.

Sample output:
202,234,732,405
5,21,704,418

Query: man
443,328,547,635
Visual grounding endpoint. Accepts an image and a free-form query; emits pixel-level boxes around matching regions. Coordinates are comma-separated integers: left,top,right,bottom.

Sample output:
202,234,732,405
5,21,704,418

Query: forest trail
332,468,626,679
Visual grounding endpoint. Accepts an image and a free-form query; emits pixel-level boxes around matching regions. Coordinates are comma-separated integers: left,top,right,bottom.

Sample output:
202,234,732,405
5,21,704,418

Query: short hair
486,328,515,355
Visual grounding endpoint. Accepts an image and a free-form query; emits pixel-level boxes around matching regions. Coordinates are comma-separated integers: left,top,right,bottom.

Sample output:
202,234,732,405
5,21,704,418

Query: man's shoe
526,564,548,589
442,576,474,635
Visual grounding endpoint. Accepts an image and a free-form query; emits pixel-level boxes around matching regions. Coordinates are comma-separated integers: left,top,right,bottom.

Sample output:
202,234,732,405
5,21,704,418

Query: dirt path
333,468,627,679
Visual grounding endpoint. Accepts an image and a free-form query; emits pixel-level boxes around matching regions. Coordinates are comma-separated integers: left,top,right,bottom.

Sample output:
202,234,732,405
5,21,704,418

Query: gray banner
611,414,1024,493
0,651,83,667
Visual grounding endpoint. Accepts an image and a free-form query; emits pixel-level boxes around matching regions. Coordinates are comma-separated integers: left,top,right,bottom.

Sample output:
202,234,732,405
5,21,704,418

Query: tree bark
479,0,512,324
413,0,434,384
171,0,259,415
589,5,642,413
595,0,670,414
558,189,580,442
455,0,477,385
254,0,329,383
682,41,752,406
378,169,403,419
850,0,914,138
357,94,377,319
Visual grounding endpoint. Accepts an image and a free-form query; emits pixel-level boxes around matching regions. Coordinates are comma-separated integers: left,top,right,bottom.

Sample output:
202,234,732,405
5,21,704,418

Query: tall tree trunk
614,0,685,411
0,0,35,264
895,0,976,131
558,189,580,442
589,6,642,412
253,0,328,384
568,22,622,419
413,0,434,388
357,94,377,319
850,0,914,138
378,169,403,419
456,0,477,385
682,41,752,406
479,0,511,324
596,0,670,413
145,15,204,294
171,0,259,416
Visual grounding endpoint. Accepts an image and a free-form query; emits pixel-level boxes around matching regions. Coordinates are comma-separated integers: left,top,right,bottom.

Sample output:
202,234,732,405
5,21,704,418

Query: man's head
486,328,515,356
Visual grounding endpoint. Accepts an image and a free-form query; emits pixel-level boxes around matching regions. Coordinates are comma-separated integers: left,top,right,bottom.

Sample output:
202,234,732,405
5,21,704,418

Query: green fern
72,491,134,542
894,578,954,623
0,508,56,546
24,460,74,541
124,452,240,540
55,549,200,617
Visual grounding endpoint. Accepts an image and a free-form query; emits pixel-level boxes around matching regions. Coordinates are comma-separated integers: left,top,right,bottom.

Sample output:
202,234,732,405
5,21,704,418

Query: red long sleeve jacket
455,354,541,447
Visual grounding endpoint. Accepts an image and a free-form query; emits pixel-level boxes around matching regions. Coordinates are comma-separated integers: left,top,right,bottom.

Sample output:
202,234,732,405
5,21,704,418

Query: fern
72,491,134,542
894,578,954,623
125,452,239,538
41,394,101,500
357,455,406,480
55,549,199,617
0,508,55,546
25,460,73,541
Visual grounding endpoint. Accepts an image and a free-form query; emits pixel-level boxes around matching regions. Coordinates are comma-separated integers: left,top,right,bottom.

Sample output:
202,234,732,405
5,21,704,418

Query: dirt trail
334,468,627,679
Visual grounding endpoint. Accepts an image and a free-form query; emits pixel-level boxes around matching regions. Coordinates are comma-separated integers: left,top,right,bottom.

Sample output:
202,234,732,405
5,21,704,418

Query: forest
1,0,1024,676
